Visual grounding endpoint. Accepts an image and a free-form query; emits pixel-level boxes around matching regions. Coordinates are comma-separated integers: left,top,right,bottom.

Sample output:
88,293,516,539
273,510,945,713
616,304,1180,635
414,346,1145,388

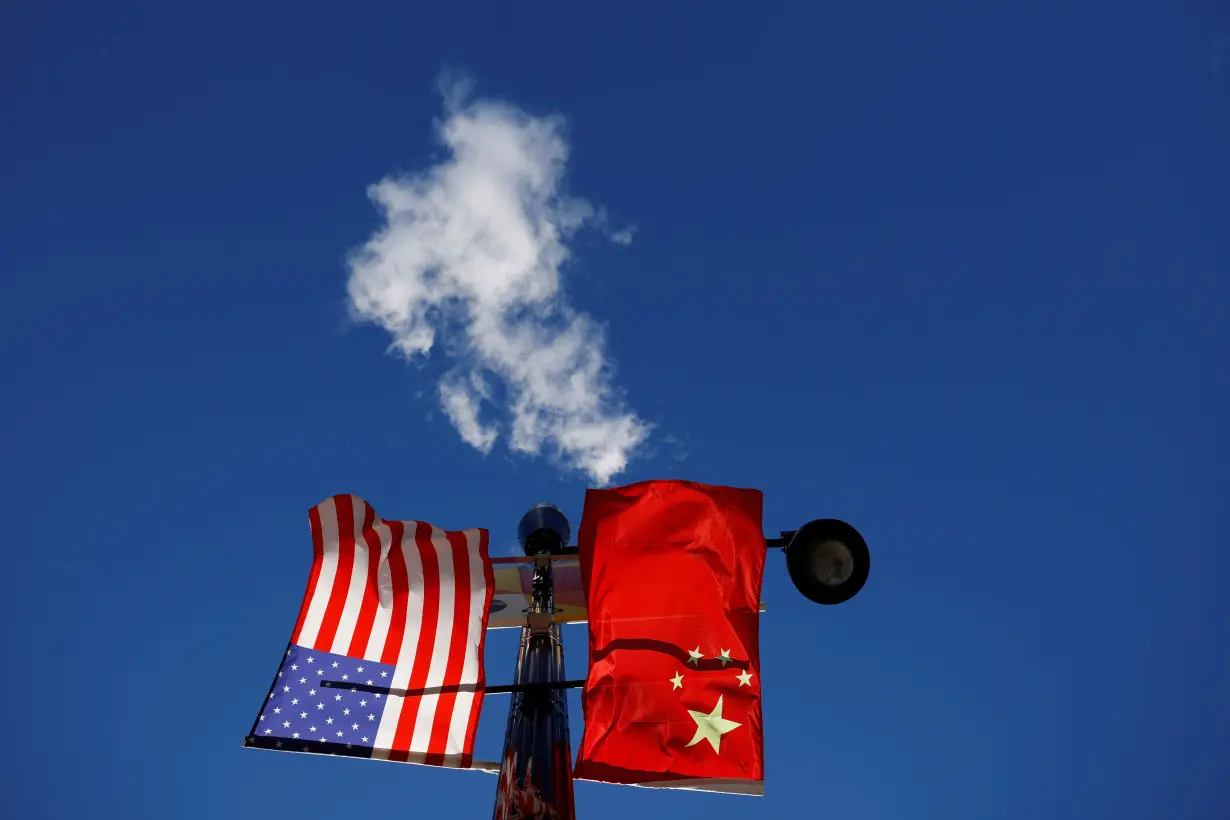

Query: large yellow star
685,696,742,754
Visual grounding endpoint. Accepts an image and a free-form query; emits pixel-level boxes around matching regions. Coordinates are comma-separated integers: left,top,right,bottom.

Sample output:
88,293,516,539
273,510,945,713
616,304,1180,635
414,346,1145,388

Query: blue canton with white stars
247,644,395,757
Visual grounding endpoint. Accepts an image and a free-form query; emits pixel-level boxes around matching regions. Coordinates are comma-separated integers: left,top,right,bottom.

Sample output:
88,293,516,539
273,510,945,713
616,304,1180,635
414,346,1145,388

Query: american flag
245,494,495,768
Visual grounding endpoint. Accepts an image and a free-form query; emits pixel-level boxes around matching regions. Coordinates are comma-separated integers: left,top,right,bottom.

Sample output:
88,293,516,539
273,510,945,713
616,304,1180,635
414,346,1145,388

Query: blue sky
3,1,1228,818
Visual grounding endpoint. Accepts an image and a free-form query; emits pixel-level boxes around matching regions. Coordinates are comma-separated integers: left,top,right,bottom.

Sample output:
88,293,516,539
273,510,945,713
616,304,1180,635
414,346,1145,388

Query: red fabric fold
573,480,766,790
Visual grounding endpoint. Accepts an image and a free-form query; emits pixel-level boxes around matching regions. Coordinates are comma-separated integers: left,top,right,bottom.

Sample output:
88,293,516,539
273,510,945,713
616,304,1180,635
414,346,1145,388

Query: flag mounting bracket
764,531,796,549
527,612,553,635
319,678,585,697
557,530,796,554
487,678,586,695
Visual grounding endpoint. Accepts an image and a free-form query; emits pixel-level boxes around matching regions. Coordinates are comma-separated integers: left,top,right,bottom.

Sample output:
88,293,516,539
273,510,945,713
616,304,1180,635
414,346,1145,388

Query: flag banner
572,480,766,795
488,556,587,629
244,494,495,769
487,556,765,630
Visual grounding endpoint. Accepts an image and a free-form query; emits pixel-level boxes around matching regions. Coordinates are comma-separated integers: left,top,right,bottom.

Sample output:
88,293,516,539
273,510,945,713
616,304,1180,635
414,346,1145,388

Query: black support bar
765,531,795,549
560,531,794,553
486,678,586,695
321,678,587,697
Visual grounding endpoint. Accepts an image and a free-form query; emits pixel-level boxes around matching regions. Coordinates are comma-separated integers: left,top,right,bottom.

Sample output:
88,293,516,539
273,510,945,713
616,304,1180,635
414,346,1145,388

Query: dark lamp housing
517,503,574,556
785,519,870,605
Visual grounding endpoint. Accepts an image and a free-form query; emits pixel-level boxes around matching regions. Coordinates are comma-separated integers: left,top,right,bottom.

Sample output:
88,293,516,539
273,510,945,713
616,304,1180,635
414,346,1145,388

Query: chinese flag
572,480,766,795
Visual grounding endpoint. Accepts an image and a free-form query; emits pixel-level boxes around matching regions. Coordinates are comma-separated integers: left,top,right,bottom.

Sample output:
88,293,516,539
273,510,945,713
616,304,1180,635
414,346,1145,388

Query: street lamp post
492,505,577,820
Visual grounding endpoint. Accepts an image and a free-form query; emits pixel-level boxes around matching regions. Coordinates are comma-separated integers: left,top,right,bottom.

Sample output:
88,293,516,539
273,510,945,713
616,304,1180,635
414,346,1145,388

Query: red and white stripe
290,494,495,768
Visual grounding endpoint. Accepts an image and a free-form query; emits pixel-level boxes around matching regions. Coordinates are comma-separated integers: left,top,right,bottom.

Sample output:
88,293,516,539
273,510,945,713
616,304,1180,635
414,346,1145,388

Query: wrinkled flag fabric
244,494,495,768
572,480,766,795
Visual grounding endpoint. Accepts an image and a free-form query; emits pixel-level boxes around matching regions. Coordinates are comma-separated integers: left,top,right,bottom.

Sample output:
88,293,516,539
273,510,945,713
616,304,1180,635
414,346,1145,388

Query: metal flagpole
493,505,577,820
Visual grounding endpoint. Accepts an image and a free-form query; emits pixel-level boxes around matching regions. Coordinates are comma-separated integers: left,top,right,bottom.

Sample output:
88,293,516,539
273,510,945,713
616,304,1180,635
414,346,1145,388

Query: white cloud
438,372,498,453
609,226,637,245
345,80,649,484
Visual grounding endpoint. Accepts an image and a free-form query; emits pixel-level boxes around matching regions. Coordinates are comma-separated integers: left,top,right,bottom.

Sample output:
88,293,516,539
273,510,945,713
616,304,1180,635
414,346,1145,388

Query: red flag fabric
572,480,766,795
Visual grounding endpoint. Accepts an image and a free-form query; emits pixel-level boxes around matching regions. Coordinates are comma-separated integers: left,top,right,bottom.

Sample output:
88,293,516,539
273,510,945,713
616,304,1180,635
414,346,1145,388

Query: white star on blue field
247,646,395,756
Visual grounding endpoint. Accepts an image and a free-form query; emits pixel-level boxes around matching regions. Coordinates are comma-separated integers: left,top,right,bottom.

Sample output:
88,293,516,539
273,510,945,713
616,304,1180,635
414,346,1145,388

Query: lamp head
785,519,870,605
517,503,573,556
